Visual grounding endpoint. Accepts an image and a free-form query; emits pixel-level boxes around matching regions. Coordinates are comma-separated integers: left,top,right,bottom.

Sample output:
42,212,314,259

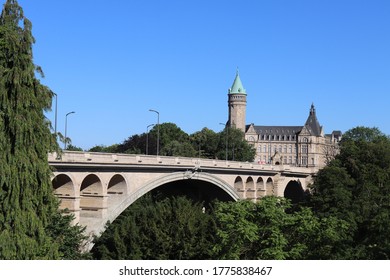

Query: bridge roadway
49,151,317,241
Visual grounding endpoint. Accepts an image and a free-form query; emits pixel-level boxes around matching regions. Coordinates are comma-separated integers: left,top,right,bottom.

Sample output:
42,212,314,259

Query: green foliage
91,192,351,260
161,140,196,157
66,144,83,151
212,199,259,259
0,0,87,259
91,194,217,260
114,123,255,162
308,126,390,259
216,127,256,161
213,197,349,260
190,127,219,158
116,123,192,155
342,126,386,142
46,210,91,259
117,133,147,154
284,207,350,259
153,122,190,148
211,197,347,259
309,165,356,224
88,144,118,153
225,127,256,162
0,0,60,259
92,195,349,260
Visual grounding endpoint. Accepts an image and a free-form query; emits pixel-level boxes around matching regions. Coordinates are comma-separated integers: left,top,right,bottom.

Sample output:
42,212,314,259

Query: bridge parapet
49,151,317,175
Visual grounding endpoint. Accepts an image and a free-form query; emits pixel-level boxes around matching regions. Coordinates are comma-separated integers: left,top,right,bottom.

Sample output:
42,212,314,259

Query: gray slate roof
304,104,322,136
249,125,303,136
245,104,326,138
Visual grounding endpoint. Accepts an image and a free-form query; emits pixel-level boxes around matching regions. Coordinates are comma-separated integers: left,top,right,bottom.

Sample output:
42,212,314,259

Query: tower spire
227,69,247,132
229,69,246,94
310,103,315,115
305,103,322,136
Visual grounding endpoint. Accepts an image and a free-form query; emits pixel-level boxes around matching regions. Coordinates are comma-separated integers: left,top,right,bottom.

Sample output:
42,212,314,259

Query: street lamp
146,123,154,155
53,91,58,136
219,123,228,161
64,111,75,150
149,109,160,156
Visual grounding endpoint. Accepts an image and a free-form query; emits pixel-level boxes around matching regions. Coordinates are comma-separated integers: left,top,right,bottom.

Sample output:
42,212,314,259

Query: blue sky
14,0,390,150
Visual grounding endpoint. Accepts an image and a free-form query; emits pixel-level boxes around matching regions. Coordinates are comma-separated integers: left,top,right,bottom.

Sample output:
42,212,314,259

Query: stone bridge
49,151,317,240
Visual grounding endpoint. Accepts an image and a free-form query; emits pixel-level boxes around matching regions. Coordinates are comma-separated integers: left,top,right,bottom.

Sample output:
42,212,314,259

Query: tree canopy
308,126,390,259
213,197,349,260
92,194,350,260
91,193,217,260
104,123,256,162
0,0,87,259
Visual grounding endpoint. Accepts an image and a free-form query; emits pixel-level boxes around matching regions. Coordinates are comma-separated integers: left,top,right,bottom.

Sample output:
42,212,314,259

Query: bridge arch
256,177,265,198
52,173,76,197
92,171,239,237
80,174,105,213
107,174,128,207
80,174,103,195
52,173,78,213
246,177,255,200
234,176,244,198
284,180,305,203
266,177,274,195
107,174,128,195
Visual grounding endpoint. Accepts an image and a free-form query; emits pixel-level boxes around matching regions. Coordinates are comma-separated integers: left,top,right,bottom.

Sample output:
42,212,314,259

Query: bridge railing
49,151,317,174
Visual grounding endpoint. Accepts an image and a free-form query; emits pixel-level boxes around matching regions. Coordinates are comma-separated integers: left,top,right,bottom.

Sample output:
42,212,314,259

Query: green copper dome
229,70,246,94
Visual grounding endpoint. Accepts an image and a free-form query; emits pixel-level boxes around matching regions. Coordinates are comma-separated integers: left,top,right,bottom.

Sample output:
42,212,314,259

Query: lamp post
64,111,75,150
53,92,58,136
146,123,154,155
149,109,160,156
219,123,228,161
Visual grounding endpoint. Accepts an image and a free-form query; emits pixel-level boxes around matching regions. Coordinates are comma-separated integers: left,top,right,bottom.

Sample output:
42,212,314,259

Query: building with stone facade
227,71,342,169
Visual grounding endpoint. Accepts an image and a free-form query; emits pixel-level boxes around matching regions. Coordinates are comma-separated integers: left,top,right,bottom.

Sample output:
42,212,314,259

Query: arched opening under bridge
284,180,305,204
151,178,236,205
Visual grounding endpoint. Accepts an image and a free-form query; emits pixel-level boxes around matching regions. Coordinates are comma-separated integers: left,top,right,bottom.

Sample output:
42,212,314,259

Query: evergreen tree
91,194,217,260
0,0,87,259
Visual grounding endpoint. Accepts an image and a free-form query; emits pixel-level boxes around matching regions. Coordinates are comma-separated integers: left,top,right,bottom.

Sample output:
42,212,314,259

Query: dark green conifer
0,0,60,259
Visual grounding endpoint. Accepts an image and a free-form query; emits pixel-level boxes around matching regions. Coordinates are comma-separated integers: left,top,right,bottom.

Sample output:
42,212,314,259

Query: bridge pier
79,195,108,218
